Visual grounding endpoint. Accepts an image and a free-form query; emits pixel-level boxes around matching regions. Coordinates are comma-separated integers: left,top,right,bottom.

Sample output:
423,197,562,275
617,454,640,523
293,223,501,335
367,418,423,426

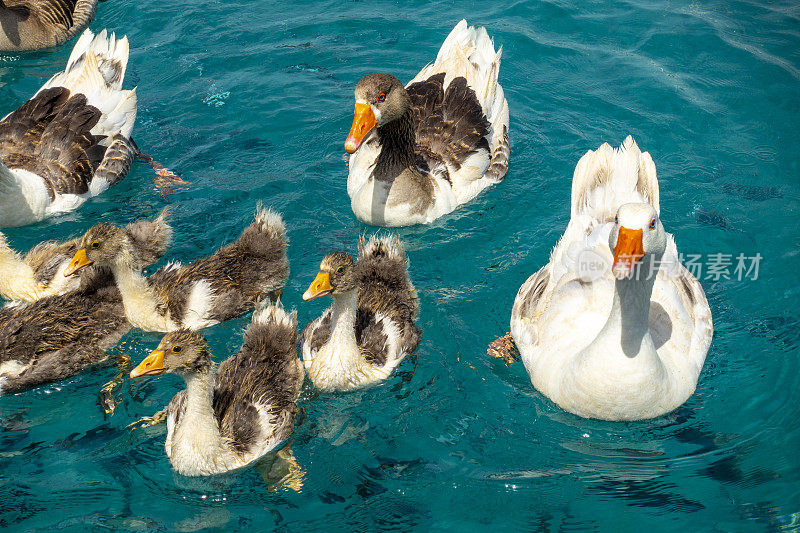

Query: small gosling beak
303,271,333,301
612,227,645,280
345,103,376,154
130,350,166,378
64,249,93,277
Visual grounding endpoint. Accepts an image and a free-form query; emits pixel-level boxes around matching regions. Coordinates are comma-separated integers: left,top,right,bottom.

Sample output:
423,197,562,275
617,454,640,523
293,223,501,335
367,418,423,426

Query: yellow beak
130,350,166,378
345,103,377,154
64,249,93,277
303,271,333,301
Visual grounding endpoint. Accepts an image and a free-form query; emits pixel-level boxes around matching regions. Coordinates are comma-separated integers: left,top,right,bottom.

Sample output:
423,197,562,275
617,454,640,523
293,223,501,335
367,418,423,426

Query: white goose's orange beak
612,227,645,279
64,249,93,277
303,271,332,301
345,103,376,154
130,350,166,378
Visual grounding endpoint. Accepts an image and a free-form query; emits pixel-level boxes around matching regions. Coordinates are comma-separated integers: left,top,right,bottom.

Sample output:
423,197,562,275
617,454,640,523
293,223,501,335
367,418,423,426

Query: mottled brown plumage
69,208,288,332
0,269,128,394
134,304,304,475
301,234,420,373
0,87,130,200
147,210,289,326
0,0,99,51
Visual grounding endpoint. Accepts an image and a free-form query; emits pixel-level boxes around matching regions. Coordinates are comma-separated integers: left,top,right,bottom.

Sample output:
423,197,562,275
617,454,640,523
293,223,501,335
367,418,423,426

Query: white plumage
508,136,713,421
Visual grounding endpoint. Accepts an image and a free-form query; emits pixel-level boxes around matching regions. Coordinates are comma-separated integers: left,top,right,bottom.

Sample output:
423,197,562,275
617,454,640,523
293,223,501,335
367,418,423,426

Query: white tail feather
570,136,660,222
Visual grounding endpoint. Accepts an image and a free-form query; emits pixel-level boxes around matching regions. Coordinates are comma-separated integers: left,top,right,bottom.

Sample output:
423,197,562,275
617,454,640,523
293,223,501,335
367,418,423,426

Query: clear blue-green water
1,0,799,531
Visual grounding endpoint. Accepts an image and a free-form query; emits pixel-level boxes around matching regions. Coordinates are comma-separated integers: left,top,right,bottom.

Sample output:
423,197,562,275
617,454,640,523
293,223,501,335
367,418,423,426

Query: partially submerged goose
0,269,127,395
65,207,289,332
0,0,100,51
0,211,172,395
0,209,170,303
0,29,136,228
491,137,713,421
345,20,509,226
301,234,420,391
130,303,304,476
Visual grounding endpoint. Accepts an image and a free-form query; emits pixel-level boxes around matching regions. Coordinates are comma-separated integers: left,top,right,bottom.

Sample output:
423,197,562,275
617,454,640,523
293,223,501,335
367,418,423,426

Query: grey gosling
130,302,304,476
301,234,420,391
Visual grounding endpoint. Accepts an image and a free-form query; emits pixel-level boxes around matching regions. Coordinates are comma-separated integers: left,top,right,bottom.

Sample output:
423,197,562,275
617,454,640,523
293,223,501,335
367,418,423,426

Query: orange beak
612,227,645,279
303,271,333,301
64,249,93,277
345,103,376,154
130,350,166,378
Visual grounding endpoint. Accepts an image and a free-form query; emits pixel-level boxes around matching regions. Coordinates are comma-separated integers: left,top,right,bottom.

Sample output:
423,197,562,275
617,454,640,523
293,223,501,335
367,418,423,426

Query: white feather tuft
252,301,297,329
570,135,660,222
357,233,406,262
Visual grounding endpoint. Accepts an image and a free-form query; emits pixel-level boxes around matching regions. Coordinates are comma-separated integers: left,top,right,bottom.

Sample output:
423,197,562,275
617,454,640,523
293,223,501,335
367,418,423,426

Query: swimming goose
0,208,170,303
0,269,126,395
0,213,171,395
130,303,304,476
345,19,509,227
301,234,420,391
65,207,289,332
493,137,713,421
0,28,136,228
0,0,100,51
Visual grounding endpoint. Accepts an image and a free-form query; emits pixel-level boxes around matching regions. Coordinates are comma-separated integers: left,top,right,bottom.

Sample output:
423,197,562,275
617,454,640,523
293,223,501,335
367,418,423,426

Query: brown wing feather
407,73,491,174
0,87,105,199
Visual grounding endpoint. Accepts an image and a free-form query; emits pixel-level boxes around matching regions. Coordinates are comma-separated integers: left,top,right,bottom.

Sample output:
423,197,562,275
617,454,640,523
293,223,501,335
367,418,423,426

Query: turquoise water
1,0,799,530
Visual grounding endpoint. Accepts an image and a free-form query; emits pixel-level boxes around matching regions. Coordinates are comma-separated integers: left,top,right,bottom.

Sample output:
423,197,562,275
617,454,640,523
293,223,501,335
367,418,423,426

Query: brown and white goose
0,214,171,395
345,20,509,227
301,234,420,391
0,0,101,51
64,207,289,332
0,28,136,228
0,209,170,303
130,303,304,476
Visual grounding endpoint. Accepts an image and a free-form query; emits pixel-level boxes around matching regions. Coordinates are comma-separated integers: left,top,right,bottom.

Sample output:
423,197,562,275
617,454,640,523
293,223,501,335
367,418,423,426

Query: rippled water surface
1,0,799,531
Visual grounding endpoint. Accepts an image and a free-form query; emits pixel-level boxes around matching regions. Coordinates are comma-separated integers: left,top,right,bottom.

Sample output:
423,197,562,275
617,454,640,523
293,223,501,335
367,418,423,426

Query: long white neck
582,253,663,368
180,371,221,442
329,289,359,349
167,369,244,476
110,261,173,331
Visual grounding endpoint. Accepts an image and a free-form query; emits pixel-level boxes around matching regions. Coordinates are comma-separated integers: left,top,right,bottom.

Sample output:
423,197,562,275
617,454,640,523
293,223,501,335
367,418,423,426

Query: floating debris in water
203,83,230,107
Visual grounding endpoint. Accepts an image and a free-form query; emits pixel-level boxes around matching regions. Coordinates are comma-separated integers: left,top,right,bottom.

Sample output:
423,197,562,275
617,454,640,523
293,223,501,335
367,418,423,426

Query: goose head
345,73,409,153
303,252,357,300
64,223,137,277
609,203,666,280
130,330,212,378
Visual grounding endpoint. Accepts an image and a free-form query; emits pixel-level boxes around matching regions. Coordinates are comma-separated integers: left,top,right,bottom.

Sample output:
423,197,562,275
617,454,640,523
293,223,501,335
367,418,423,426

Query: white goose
0,28,136,228
345,19,509,227
500,137,712,421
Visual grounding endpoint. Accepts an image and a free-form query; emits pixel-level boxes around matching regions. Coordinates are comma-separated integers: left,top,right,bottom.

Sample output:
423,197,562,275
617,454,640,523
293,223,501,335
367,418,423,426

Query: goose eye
377,93,386,102
336,266,345,274
649,218,656,229
614,215,619,225
172,346,182,353
90,242,100,249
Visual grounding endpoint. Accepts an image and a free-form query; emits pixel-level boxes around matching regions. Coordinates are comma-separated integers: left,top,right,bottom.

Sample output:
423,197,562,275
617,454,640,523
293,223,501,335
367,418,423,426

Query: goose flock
0,9,713,478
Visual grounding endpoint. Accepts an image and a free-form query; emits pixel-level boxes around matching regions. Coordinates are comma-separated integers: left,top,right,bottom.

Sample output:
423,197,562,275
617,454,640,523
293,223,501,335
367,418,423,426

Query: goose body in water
493,137,713,421
130,303,304,476
344,20,509,226
65,207,289,332
0,213,170,394
301,234,420,391
0,29,136,228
